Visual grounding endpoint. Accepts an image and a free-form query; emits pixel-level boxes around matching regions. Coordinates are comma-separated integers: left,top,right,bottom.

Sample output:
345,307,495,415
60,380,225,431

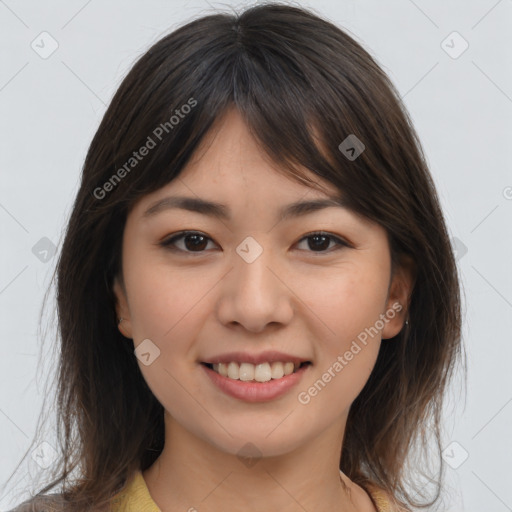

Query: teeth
284,362,295,375
271,362,285,379
239,362,254,381
210,361,304,382
255,363,272,382
227,362,239,380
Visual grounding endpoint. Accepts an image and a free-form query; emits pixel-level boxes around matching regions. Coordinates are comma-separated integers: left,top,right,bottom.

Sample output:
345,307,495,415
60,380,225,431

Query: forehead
165,108,336,195
132,107,343,220
124,105,386,245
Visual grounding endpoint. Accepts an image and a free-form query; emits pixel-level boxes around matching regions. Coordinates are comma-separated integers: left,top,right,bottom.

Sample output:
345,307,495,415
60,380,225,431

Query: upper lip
202,351,311,366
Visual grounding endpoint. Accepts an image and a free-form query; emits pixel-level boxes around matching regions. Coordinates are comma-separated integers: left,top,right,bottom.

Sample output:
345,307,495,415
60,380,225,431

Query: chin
194,421,312,459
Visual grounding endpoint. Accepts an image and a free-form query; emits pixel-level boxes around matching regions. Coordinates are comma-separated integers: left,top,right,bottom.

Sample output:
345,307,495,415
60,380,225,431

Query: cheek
299,263,387,397
123,258,207,406
124,254,208,341
302,261,389,341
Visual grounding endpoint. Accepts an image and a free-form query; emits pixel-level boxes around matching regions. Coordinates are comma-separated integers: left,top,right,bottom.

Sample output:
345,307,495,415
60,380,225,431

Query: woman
7,3,464,511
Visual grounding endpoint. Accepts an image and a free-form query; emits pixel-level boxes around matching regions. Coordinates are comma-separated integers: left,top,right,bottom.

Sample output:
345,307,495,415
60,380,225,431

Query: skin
113,107,414,512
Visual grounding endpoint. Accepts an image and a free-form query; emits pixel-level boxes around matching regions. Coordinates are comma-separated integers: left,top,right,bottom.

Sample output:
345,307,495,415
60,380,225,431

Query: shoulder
341,472,382,511
363,483,393,511
7,493,67,512
7,493,111,512
340,472,408,512
361,482,411,512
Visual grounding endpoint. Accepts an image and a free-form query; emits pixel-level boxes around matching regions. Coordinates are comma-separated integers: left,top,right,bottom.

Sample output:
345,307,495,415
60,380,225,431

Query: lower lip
201,363,310,402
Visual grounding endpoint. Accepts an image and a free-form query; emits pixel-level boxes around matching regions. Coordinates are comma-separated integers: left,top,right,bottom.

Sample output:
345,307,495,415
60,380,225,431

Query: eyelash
159,230,350,256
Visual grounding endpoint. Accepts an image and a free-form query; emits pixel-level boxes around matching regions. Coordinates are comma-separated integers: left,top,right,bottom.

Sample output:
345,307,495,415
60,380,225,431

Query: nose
215,245,294,333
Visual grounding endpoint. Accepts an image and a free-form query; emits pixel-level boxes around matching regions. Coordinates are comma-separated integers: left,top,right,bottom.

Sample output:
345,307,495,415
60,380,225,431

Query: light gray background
1,1,511,511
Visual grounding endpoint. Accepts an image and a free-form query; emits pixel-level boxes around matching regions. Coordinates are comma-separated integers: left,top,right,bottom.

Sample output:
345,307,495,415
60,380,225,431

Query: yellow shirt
109,470,395,512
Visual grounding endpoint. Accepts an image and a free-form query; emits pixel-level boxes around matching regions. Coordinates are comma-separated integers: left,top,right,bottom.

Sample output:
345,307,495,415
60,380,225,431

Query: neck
141,412,373,512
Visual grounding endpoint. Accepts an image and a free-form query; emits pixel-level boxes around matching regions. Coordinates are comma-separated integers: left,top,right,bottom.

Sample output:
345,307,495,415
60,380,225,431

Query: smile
200,361,312,402
203,361,310,382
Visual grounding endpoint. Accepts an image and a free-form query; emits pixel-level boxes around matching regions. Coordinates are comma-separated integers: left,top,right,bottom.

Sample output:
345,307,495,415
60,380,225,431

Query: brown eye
160,230,349,256
296,232,349,253
160,231,216,253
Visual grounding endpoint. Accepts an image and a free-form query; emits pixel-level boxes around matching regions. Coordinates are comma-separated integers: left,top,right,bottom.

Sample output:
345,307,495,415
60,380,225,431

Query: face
113,107,412,458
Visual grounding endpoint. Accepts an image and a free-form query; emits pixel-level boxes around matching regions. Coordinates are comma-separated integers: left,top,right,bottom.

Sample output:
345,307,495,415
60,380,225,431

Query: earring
118,317,123,324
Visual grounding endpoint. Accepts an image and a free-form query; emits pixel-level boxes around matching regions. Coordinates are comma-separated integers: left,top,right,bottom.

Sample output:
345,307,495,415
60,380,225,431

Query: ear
113,275,133,339
381,254,416,340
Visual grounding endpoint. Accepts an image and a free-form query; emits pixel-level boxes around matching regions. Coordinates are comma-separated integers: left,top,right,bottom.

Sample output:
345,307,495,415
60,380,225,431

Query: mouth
201,361,312,383
200,359,312,402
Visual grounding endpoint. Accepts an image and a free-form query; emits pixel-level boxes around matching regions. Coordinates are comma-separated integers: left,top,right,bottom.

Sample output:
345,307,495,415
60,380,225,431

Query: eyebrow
142,195,349,221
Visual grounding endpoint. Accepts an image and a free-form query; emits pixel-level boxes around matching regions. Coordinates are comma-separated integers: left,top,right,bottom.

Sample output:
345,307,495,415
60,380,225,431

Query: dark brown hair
4,3,465,511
